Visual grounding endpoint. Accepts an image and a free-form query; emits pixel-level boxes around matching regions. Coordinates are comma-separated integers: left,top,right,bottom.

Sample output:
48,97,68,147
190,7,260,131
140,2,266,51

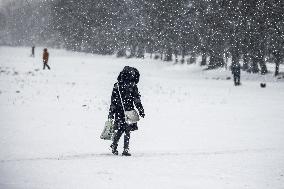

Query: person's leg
122,130,131,156
112,129,124,145
235,74,240,85
111,129,124,155
237,75,240,85
46,63,50,70
123,130,130,151
233,74,237,85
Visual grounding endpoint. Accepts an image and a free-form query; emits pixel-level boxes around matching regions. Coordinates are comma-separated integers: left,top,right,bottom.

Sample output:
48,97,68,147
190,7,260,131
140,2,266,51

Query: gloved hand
108,113,114,120
140,111,145,118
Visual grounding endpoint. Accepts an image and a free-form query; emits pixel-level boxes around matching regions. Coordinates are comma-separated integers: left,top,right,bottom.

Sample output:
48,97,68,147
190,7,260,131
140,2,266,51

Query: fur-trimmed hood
117,66,140,84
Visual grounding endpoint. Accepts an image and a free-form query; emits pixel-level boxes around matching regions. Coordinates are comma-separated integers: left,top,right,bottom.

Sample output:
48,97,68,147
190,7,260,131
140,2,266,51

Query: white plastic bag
100,119,114,140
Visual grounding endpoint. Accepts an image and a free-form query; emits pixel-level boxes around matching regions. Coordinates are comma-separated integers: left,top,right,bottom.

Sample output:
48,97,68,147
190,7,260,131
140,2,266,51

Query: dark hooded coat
108,66,144,131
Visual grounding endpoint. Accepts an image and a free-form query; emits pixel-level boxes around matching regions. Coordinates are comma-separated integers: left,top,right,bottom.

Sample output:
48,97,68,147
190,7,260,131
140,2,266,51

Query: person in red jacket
43,48,50,70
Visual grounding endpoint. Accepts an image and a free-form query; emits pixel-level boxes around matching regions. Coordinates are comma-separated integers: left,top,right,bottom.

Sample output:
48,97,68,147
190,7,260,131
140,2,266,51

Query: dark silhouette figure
43,48,50,70
231,63,241,86
31,46,35,57
108,66,145,156
273,50,282,76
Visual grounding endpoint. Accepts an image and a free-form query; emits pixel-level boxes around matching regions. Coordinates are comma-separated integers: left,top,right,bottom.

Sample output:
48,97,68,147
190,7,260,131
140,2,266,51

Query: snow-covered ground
0,46,284,189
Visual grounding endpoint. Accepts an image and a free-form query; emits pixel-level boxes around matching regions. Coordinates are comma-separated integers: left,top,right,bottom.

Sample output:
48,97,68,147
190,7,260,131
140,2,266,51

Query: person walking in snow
108,66,145,156
231,63,241,86
43,48,50,70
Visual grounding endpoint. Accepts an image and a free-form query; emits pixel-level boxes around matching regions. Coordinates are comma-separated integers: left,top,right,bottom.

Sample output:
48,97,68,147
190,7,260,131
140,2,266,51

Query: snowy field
0,46,284,189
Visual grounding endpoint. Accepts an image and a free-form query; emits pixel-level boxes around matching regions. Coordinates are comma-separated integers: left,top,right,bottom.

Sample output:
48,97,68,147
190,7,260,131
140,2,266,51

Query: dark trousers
43,61,50,70
112,128,130,150
233,74,240,85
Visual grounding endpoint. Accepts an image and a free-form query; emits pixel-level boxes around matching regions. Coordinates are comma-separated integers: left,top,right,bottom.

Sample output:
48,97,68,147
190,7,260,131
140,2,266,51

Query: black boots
111,144,131,156
110,144,118,155
122,149,131,156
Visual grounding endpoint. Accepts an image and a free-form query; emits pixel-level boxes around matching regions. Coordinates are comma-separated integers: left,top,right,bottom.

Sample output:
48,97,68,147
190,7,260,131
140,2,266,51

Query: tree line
0,0,283,75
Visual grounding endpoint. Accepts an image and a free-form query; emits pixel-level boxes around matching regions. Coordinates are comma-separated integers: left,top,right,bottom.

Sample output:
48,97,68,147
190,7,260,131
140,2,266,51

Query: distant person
31,46,35,57
108,66,145,156
231,63,241,86
43,48,50,70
